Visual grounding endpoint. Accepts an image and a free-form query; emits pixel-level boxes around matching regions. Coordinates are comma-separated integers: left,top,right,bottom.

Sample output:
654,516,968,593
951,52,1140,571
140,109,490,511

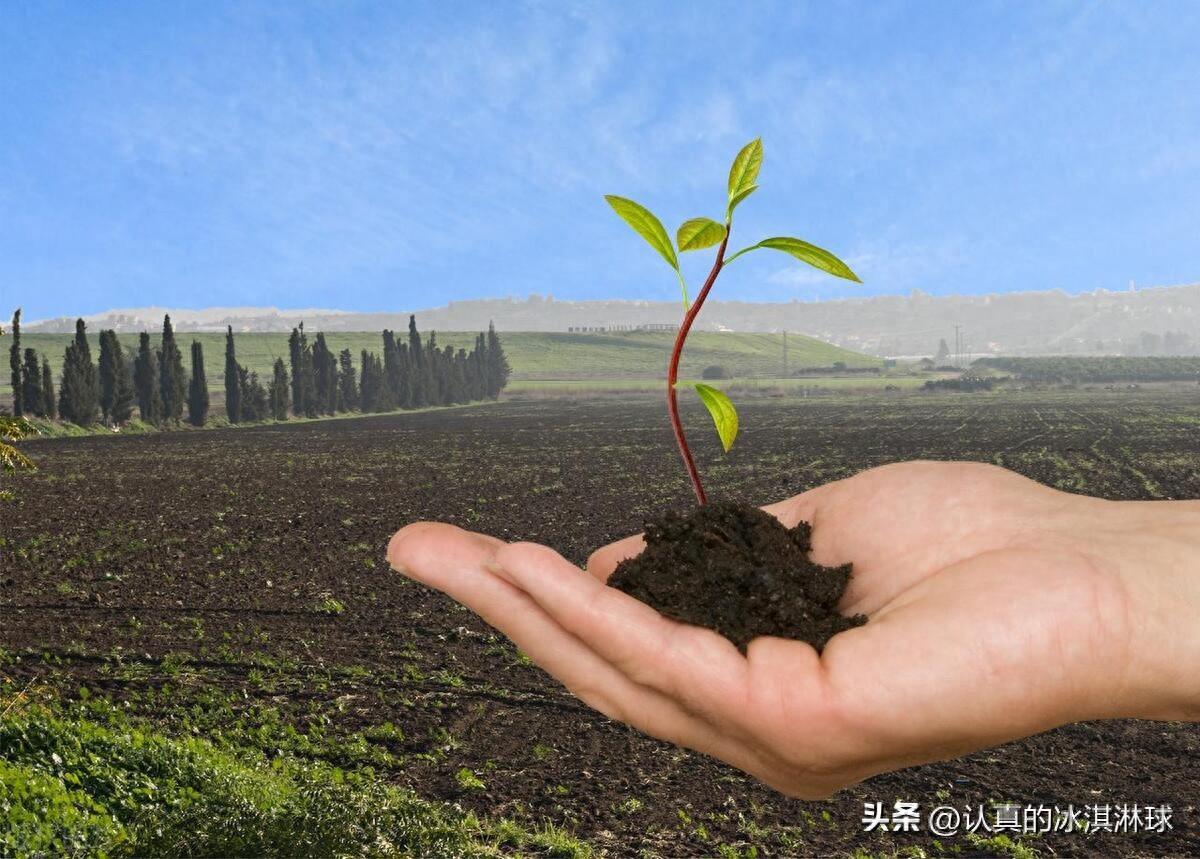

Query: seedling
605,138,860,504
604,140,867,651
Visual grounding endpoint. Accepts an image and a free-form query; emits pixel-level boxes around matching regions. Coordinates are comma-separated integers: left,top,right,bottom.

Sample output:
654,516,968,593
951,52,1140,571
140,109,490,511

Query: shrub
0,698,576,857
700,365,731,380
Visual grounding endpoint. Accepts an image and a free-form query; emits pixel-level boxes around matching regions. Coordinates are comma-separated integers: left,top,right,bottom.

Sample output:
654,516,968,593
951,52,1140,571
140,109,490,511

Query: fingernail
389,556,409,575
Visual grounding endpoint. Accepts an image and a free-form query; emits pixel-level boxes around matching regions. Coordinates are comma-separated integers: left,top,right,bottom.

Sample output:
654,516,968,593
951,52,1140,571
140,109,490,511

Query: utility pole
782,330,788,378
954,324,962,368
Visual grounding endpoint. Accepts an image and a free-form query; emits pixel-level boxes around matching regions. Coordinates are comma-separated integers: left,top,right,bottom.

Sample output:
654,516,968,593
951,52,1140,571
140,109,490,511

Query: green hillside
2,330,879,398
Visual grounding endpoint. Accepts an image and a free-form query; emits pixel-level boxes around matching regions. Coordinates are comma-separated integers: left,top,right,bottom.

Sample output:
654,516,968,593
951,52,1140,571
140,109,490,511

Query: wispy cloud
2,1,1199,318
767,237,970,295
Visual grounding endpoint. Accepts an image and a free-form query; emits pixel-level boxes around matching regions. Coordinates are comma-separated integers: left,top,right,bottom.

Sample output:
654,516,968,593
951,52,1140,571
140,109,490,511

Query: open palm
389,461,1144,797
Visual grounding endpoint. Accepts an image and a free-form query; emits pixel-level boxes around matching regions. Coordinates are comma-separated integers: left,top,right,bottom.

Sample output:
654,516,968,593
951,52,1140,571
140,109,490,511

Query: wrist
1094,498,1200,721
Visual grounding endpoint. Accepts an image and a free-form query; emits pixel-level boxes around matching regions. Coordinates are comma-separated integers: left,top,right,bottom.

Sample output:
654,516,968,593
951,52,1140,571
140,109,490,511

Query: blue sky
2,1,1199,321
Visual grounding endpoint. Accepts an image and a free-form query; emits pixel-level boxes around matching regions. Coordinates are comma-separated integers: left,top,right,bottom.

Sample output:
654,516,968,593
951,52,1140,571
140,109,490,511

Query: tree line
6,309,510,428
975,355,1200,383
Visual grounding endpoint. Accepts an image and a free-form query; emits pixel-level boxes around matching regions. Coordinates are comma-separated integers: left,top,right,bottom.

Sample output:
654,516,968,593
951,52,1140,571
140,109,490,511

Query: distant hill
21,280,1200,357
1,330,878,401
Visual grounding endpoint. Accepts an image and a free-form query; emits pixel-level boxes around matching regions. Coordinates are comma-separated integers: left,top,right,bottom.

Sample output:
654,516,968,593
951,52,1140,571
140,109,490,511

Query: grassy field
3,330,881,400
507,375,925,395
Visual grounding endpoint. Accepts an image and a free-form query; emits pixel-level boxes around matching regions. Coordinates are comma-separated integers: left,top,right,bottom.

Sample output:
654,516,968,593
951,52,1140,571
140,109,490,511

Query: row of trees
6,309,510,428
976,355,1200,383
7,310,58,420
222,316,509,423
6,315,195,427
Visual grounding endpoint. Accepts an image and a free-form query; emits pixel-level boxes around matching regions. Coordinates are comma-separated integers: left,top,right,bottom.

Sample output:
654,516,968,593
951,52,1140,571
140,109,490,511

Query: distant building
566,323,678,333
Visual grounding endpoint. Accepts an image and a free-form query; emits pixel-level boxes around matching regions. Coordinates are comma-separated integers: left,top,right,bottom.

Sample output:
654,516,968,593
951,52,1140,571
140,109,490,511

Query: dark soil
609,502,865,651
4,392,1200,857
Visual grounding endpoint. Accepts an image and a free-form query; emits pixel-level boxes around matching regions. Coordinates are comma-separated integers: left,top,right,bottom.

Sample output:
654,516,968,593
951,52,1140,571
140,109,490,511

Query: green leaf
693,383,739,453
604,195,679,272
725,183,758,221
676,217,725,252
727,138,763,198
752,236,861,282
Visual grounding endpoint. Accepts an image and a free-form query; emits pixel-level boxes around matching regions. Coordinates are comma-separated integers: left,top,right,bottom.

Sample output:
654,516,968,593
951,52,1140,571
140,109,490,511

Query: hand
387,461,1200,798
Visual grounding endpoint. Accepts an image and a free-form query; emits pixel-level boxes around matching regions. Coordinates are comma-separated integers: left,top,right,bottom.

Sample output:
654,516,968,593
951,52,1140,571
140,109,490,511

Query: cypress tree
8,308,22,417
380,331,415,408
358,350,380,413
187,340,209,426
438,345,452,403
426,332,444,405
451,347,468,404
22,348,42,416
358,350,373,412
112,359,135,424
159,315,187,422
224,326,241,423
58,345,85,425
329,338,341,411
378,352,392,410
134,333,163,424
288,324,317,417
395,342,412,408
97,330,133,424
59,320,99,426
312,332,338,414
288,326,303,414
75,321,99,415
423,330,440,406
301,348,317,417
338,349,358,411
301,354,315,417
485,321,510,398
134,334,151,414
381,331,401,406
311,332,327,413
469,334,486,400
238,368,268,422
98,330,120,424
238,366,251,421
40,356,56,419
407,316,427,407
269,358,290,420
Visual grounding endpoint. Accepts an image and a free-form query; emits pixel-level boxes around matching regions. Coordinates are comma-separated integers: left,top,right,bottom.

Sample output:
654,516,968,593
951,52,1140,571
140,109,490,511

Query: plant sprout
605,138,860,505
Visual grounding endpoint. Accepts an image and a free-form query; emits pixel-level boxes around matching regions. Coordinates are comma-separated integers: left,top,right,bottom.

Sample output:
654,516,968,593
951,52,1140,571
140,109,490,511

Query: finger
761,481,834,529
491,541,753,725
388,522,504,584
387,524,749,760
585,533,645,581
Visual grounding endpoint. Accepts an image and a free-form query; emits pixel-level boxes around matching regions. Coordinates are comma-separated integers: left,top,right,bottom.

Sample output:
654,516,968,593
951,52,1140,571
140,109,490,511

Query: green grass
476,330,880,379
508,376,923,395
0,687,590,858
5,330,880,399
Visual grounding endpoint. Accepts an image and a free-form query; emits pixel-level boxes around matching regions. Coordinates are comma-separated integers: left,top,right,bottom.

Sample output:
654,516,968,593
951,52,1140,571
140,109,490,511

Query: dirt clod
608,502,866,652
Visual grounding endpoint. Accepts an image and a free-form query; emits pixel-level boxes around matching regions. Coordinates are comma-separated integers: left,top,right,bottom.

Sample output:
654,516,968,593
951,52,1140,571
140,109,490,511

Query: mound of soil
608,502,866,652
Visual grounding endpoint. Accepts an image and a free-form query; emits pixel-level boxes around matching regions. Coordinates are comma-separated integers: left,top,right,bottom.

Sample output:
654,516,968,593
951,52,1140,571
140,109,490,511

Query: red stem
668,229,730,506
